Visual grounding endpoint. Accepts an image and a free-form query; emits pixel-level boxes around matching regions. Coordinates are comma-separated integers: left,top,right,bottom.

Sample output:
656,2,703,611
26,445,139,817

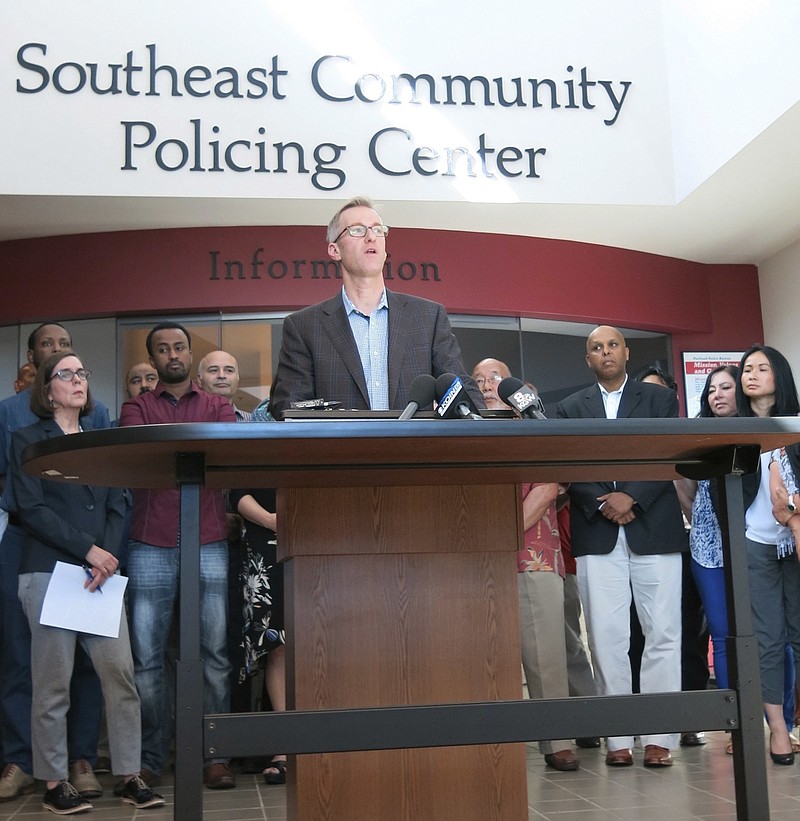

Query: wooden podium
282,482,526,820
22,417,800,821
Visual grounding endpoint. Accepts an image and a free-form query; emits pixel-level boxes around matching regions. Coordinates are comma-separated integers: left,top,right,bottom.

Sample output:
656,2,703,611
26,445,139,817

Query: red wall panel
0,226,761,357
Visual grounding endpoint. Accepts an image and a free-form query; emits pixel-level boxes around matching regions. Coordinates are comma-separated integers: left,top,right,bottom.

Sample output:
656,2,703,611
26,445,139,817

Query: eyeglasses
474,374,502,389
333,224,390,242
49,368,92,382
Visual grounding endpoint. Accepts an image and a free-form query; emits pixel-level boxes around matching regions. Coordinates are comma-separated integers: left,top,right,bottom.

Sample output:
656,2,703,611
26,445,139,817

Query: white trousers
577,527,682,751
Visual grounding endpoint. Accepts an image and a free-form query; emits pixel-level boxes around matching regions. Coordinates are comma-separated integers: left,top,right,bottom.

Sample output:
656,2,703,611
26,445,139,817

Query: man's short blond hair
326,196,382,242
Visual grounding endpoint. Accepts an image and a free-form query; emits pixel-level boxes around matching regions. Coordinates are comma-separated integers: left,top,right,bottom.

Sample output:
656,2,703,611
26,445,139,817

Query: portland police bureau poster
683,352,743,419
0,0,671,204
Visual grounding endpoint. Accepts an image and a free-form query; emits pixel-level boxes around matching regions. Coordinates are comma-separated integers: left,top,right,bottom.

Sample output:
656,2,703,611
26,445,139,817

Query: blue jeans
691,560,729,689
0,525,102,772
126,540,230,774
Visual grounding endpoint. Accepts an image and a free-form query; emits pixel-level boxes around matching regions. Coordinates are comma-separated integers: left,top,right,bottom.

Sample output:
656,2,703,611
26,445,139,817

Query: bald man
555,326,686,768
471,358,510,410
13,364,35,394
196,351,251,422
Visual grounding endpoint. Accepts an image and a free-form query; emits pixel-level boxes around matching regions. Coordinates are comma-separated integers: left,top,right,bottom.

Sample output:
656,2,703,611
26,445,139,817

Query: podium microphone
435,373,484,420
498,377,547,419
398,374,438,420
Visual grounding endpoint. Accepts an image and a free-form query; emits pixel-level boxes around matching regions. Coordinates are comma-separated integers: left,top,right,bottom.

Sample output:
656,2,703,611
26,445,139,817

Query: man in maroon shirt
119,323,237,791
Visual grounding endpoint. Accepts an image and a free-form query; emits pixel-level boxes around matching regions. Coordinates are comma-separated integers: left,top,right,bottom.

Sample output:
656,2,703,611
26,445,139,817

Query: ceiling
2,100,798,267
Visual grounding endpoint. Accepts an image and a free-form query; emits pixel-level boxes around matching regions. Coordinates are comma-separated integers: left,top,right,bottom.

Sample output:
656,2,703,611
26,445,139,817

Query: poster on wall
682,352,742,419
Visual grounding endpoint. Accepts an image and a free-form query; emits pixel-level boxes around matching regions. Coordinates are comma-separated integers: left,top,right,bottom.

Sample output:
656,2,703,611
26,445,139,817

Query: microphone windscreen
498,377,524,405
408,374,437,408
435,373,458,400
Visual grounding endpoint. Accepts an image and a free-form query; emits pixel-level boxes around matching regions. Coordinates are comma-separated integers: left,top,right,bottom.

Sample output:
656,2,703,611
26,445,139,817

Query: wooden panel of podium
281,484,526,820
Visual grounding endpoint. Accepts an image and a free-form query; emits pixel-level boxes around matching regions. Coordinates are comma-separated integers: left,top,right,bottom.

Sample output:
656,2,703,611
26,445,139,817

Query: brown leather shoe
203,763,237,789
543,750,580,771
643,744,673,767
605,748,633,766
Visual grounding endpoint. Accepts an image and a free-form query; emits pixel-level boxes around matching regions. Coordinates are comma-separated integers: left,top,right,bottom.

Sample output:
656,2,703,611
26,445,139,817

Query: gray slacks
18,572,141,781
518,570,571,754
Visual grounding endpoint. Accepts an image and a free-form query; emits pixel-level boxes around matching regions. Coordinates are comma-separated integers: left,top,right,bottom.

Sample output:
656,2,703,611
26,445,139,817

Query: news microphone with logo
398,374,438,420
434,373,484,420
498,377,547,419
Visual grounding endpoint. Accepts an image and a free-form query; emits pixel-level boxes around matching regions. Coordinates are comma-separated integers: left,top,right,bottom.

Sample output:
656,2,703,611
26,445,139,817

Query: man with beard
125,362,158,398
118,323,237,791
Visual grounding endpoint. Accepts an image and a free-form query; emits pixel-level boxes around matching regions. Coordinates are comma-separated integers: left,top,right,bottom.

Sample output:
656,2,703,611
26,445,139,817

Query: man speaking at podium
269,197,481,417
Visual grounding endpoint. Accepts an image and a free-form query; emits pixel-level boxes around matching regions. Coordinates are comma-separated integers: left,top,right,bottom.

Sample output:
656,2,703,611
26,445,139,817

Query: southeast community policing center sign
0,1,671,203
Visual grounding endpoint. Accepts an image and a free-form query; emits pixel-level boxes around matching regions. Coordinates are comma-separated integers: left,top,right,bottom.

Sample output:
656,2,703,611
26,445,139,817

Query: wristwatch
788,497,797,514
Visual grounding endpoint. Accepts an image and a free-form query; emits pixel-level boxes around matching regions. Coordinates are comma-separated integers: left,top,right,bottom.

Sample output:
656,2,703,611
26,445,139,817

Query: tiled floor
525,730,800,820
2,731,800,819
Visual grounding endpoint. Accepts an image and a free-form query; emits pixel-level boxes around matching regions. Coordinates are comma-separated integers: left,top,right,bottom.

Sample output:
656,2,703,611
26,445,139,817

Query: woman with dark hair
9,352,164,813
229,487,287,784
698,365,739,420
634,364,678,394
735,344,800,764
687,367,739,704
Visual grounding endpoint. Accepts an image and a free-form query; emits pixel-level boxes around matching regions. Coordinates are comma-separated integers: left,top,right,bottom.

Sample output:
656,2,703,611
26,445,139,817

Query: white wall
661,0,800,200
759,237,800,378
0,0,673,205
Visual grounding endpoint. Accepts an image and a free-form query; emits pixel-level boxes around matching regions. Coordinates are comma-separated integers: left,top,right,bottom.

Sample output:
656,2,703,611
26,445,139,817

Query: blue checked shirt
342,287,389,410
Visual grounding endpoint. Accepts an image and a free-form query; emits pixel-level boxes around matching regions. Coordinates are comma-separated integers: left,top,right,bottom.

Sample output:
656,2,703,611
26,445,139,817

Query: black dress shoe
770,750,795,766
680,731,706,747
575,737,601,748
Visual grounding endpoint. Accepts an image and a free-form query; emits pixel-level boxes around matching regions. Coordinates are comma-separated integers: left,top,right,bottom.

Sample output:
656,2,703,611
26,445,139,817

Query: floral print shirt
518,482,565,578
689,479,723,569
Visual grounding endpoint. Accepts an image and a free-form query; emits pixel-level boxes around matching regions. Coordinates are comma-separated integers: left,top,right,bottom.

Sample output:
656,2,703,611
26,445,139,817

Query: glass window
2,313,670,418
117,314,287,413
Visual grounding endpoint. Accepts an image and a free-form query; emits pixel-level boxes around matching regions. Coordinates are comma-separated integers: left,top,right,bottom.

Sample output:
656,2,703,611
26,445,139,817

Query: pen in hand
82,564,103,594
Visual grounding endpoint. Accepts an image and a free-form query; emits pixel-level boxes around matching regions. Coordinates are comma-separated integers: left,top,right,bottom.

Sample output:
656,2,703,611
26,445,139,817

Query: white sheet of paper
40,561,128,638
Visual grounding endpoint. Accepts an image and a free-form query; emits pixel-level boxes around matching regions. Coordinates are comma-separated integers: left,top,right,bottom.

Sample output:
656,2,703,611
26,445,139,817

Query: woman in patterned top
685,367,739,688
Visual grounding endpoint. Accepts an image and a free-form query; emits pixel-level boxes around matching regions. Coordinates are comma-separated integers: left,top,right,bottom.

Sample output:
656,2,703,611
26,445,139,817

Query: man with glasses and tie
269,197,481,417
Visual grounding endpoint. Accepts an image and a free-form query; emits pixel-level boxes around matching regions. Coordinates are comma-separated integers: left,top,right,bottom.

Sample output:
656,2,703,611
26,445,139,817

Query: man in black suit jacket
270,197,481,418
555,325,686,768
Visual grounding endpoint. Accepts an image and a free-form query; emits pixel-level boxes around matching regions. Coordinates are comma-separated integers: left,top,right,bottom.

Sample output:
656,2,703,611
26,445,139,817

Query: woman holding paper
9,351,164,814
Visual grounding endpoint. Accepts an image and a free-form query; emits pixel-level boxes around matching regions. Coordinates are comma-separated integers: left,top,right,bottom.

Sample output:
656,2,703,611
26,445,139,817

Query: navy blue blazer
555,379,687,556
270,289,482,418
10,417,126,574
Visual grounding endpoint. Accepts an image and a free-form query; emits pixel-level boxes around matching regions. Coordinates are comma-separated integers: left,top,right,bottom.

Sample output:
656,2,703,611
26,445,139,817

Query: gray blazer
555,379,687,557
270,289,482,418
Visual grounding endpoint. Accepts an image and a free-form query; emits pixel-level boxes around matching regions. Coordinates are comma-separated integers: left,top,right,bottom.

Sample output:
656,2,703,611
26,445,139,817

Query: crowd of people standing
1,197,800,816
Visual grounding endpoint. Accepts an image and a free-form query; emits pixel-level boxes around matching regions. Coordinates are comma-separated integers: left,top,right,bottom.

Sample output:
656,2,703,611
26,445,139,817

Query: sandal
263,759,287,785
